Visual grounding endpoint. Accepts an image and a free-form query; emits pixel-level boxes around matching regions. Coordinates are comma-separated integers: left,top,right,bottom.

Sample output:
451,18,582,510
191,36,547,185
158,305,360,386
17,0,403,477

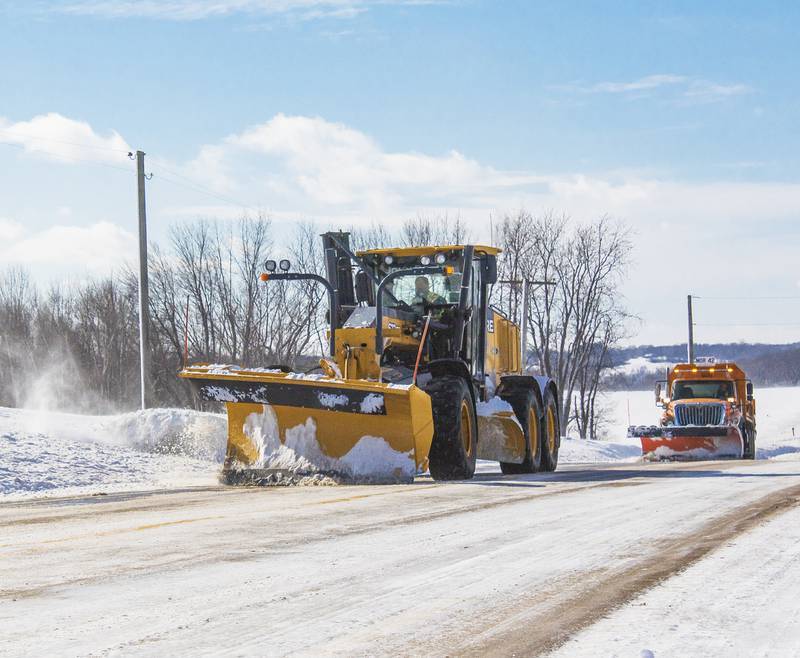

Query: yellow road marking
312,484,440,505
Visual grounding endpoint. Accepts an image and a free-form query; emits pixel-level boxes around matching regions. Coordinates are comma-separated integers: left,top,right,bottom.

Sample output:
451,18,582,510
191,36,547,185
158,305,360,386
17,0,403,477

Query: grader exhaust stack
180,232,561,483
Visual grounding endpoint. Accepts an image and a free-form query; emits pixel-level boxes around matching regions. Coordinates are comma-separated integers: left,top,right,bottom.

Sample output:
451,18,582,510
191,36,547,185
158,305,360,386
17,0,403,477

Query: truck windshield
672,380,734,401
383,271,462,309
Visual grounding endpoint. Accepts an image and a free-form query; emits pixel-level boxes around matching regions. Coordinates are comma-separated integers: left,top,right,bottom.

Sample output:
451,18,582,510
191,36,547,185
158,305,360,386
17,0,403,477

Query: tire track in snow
0,474,653,600
465,481,800,656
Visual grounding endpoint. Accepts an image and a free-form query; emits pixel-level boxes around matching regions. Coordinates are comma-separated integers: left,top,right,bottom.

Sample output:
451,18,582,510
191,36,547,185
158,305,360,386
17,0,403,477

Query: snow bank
557,436,642,463
757,439,800,461
0,407,226,501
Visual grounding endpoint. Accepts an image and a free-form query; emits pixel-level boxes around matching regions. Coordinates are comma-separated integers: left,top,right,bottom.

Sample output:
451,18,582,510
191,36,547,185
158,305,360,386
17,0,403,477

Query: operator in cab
413,276,446,306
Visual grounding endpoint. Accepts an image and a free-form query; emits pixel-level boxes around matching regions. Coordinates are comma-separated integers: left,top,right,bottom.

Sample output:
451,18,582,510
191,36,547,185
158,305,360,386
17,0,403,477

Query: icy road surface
3,458,800,656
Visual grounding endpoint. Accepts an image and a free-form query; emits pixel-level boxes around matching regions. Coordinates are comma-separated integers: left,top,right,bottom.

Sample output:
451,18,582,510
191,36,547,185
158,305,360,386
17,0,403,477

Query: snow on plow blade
179,365,434,484
631,426,743,461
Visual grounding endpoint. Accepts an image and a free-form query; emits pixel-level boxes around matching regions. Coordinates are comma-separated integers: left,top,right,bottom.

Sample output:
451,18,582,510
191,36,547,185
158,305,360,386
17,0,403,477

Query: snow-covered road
3,458,800,656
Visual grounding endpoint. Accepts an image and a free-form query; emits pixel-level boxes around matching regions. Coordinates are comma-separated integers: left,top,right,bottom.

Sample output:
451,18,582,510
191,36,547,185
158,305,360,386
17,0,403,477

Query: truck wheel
427,376,477,480
742,423,756,460
540,389,560,472
499,388,542,474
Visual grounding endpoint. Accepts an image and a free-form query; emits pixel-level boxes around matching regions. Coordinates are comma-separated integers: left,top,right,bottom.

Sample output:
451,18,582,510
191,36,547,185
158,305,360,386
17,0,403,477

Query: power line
0,129,131,154
694,295,800,301
153,165,262,214
0,139,135,174
0,138,260,210
695,322,800,327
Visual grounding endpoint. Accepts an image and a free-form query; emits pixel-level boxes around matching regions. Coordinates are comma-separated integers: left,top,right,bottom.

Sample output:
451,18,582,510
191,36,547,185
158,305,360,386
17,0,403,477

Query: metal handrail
263,272,338,357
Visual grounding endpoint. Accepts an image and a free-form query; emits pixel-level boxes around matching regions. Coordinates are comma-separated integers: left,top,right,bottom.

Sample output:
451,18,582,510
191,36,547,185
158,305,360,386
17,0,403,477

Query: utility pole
687,294,695,364
135,150,151,409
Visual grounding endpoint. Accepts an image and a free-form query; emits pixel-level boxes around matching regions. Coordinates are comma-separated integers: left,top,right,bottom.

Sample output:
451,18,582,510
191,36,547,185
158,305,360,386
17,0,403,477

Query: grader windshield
381,269,463,310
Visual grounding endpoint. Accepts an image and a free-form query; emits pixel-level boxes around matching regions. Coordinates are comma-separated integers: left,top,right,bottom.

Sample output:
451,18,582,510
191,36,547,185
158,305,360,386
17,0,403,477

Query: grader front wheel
427,376,477,481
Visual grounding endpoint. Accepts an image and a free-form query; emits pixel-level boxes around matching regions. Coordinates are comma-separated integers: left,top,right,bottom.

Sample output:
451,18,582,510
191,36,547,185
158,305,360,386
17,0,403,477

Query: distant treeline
603,343,800,390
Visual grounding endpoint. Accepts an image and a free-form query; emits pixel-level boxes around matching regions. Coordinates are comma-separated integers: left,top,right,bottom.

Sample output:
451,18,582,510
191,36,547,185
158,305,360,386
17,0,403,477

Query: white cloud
55,0,443,21
0,218,25,241
0,222,136,273
184,113,543,216
682,80,751,103
590,74,687,93
178,114,800,235
0,113,130,165
561,74,752,104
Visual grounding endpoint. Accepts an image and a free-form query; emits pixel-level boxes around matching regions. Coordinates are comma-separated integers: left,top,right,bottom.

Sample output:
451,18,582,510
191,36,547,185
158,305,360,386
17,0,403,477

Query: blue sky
1,1,800,344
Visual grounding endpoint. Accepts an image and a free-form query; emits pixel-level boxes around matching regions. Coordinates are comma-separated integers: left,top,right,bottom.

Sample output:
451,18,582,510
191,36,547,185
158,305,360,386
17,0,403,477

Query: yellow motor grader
179,232,560,483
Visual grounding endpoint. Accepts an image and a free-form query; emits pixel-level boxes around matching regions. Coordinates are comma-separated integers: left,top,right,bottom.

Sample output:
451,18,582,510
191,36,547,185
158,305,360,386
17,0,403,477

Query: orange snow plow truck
628,359,756,460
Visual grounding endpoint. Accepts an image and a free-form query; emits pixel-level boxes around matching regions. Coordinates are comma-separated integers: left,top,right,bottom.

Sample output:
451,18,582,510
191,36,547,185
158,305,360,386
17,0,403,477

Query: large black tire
427,376,477,481
742,423,756,460
540,388,560,472
499,388,542,474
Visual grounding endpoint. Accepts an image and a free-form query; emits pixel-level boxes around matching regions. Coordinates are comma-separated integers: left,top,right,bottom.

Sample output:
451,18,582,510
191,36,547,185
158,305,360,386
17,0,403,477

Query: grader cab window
383,270,462,310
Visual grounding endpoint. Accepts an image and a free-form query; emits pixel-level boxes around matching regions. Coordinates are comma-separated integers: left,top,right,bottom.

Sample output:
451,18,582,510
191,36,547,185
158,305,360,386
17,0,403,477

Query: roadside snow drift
0,407,226,500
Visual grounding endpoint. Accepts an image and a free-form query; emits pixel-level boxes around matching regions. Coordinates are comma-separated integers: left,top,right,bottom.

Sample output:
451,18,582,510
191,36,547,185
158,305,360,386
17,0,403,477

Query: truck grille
674,403,725,426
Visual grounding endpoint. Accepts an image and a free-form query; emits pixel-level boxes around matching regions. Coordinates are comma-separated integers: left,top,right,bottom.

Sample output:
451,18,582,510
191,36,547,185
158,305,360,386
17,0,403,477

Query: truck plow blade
634,427,744,461
179,365,434,484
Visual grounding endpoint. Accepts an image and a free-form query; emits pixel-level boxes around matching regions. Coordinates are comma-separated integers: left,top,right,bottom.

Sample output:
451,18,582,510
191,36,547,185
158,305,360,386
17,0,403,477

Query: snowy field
2,387,799,500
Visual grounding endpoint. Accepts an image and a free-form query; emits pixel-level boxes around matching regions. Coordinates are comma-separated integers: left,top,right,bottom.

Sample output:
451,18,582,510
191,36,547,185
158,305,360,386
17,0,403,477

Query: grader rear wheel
500,388,542,474
540,389,560,472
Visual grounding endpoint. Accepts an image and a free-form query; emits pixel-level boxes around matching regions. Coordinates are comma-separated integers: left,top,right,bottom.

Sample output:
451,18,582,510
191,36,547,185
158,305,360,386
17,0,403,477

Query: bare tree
349,222,394,252
495,211,632,438
400,213,471,246
570,311,629,438
1,211,633,422
0,268,38,406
